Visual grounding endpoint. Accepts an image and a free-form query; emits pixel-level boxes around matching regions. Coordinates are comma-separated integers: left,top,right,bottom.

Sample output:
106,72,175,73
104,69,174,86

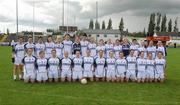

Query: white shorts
137,71,146,79
72,71,82,79
83,71,93,78
61,69,71,78
48,70,59,79
23,72,36,80
146,70,154,78
106,70,116,78
155,72,164,79
14,57,23,65
126,70,136,79
95,69,105,78
116,69,126,78
36,72,48,81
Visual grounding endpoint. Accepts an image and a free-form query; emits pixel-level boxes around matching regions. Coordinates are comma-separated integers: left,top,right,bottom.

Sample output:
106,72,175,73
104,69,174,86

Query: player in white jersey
138,41,147,58
156,41,165,57
55,36,64,59
80,35,89,57
72,51,83,81
22,48,36,83
137,51,147,83
62,34,73,57
146,52,155,82
147,41,156,59
114,39,122,59
45,35,55,58
83,49,94,81
116,52,127,82
96,39,105,55
126,50,137,82
36,51,48,83
105,39,114,58
88,37,97,57
24,36,35,55
106,51,116,82
154,51,166,83
94,50,106,81
130,39,139,57
48,49,61,82
35,36,45,57
60,51,72,82
12,36,25,80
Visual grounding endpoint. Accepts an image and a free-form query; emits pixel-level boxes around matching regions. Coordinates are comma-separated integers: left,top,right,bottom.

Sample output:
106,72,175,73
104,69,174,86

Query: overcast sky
0,0,180,33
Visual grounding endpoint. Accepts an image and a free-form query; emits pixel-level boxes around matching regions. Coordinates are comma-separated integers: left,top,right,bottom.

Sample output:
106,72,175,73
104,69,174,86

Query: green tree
148,13,156,36
102,21,106,29
143,28,146,37
7,28,9,35
156,13,161,32
95,20,100,29
107,18,112,30
89,19,94,29
119,17,124,32
161,15,167,32
168,19,172,32
174,17,179,32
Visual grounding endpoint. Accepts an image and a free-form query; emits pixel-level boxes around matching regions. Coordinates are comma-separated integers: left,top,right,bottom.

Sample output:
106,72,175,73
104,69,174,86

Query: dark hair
51,49,56,52
18,36,23,39
39,50,45,55
28,36,33,39
158,51,163,55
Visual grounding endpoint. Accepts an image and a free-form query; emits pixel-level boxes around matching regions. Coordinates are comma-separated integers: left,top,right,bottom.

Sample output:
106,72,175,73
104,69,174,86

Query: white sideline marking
2,88,179,105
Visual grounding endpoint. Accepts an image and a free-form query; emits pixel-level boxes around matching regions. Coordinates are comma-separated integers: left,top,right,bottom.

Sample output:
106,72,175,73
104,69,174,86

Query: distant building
59,26,78,33
156,32,180,40
81,29,127,42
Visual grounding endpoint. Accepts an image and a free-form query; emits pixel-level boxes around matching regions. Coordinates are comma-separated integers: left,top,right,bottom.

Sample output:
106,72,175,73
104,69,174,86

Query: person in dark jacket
122,38,130,57
72,36,81,55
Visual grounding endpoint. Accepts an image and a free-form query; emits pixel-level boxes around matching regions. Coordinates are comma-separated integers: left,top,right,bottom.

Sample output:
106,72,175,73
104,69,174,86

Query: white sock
19,74,22,79
13,75,16,80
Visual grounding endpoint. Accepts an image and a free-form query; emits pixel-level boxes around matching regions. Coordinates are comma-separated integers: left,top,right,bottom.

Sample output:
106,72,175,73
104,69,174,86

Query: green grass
0,46,180,105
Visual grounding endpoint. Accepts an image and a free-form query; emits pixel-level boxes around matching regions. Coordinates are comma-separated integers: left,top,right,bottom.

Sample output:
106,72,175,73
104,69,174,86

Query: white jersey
61,58,72,71
80,41,89,57
48,57,60,71
72,57,83,71
114,45,122,58
116,58,127,73
106,57,116,71
138,47,147,58
105,44,114,58
22,55,36,74
83,56,94,71
45,42,55,57
36,58,48,73
155,58,166,73
24,42,35,55
96,45,105,53
88,43,97,57
35,43,45,57
126,56,137,71
130,44,139,57
146,59,155,71
94,57,106,71
147,46,156,59
55,43,64,58
63,40,73,56
156,46,165,57
137,58,146,72
12,43,25,58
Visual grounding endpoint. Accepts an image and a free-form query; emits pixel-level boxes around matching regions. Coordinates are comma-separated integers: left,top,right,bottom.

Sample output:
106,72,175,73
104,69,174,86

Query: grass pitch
0,46,180,105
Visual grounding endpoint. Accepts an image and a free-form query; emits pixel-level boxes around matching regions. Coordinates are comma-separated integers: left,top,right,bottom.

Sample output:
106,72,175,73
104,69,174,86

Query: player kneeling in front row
48,49,61,82
83,50,94,81
36,51,48,83
126,50,137,82
22,48,36,83
94,50,106,81
116,52,127,82
61,51,72,82
72,51,83,82
106,51,116,82
137,51,146,83
146,52,155,82
154,52,166,83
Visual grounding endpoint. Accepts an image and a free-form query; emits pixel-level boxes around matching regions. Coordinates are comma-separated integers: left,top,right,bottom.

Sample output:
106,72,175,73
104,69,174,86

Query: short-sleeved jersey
48,57,60,71
126,56,137,71
36,58,48,73
137,58,146,72
24,42,35,50
114,45,122,58
147,46,156,59
80,41,89,57
94,57,106,70
62,40,73,56
155,58,166,71
83,56,94,71
116,58,127,71
146,59,155,71
35,43,45,57
45,42,55,54
106,57,116,70
105,44,114,58
55,43,64,58
88,43,97,57
156,46,165,56
138,47,147,58
61,58,72,70
12,43,25,58
22,55,36,74
130,44,139,57
72,57,83,71
96,45,105,53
